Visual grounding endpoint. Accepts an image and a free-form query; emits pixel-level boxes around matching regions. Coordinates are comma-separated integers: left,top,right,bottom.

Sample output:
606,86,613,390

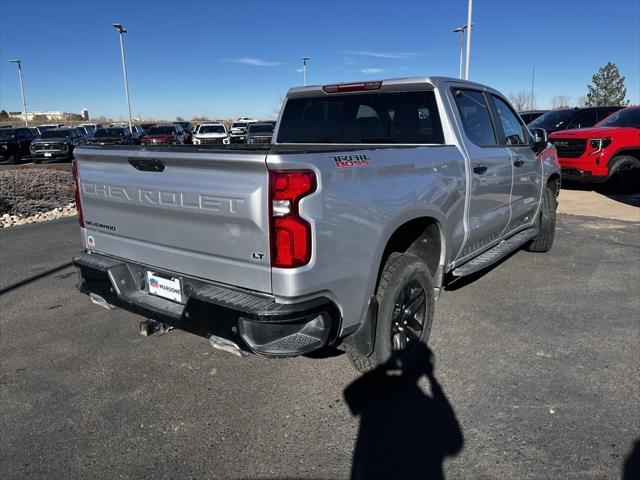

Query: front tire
32,157,41,164
349,253,434,373
525,186,557,253
607,155,640,190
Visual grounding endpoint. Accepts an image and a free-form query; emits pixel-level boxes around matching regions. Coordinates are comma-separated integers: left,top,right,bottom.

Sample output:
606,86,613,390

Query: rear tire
349,253,434,374
525,186,557,253
7,154,17,164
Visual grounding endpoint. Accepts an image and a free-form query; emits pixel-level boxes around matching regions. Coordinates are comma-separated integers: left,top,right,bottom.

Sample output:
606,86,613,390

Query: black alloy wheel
390,280,426,354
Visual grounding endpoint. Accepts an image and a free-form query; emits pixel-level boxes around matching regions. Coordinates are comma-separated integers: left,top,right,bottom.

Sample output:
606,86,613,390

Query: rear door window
277,90,444,144
567,110,598,129
490,95,528,145
598,108,619,122
452,89,497,147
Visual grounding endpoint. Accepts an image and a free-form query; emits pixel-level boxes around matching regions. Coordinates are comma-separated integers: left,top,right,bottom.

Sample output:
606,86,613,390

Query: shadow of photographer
344,343,463,480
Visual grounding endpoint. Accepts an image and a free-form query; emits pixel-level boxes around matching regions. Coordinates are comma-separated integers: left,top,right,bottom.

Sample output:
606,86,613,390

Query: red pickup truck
549,106,640,183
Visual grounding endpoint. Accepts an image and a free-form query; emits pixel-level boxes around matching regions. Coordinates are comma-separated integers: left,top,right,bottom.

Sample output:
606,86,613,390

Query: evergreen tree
586,62,629,106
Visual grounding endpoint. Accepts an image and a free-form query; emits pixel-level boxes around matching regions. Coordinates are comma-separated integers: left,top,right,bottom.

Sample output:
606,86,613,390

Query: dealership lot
1,211,638,479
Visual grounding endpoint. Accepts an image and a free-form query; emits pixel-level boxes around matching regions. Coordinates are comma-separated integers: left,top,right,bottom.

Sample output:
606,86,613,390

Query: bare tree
551,95,571,110
508,91,534,111
576,95,588,107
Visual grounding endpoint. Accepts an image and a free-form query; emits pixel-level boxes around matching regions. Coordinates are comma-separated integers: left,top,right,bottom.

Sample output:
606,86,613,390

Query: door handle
128,158,165,172
513,159,525,167
473,164,488,175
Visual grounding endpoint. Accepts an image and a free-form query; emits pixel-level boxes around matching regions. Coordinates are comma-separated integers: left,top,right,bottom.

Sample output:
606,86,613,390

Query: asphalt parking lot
1,210,639,479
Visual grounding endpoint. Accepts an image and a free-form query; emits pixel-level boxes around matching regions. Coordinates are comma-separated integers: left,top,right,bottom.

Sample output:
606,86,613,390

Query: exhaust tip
209,335,248,357
90,293,115,310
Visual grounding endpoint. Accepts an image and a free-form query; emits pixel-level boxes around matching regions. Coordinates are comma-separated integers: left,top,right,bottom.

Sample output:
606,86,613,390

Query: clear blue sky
1,0,638,121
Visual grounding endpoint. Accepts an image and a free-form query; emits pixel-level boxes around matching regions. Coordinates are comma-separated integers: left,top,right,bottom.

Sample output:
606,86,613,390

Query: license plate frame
147,271,184,303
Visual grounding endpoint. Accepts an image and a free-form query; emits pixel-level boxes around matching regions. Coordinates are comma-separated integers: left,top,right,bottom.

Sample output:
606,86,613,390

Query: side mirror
531,127,548,153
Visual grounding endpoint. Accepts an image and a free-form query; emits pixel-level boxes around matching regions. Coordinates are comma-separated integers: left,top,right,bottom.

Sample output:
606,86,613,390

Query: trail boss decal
330,154,370,168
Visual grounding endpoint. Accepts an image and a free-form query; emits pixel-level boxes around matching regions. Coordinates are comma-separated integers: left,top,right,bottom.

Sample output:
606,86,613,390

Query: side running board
452,228,538,277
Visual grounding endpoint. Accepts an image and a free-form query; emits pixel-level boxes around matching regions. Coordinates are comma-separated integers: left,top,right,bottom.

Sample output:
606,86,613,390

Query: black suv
245,121,276,144
518,110,549,125
86,126,139,145
29,128,85,163
0,127,34,164
528,106,622,134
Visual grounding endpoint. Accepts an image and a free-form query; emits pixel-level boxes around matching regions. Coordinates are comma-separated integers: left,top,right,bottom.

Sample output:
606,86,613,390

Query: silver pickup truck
72,77,560,372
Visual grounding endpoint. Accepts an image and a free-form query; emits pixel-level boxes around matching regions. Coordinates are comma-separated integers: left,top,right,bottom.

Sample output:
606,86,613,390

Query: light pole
453,24,473,80
302,57,310,86
530,67,535,110
464,0,473,80
112,23,133,133
9,60,28,127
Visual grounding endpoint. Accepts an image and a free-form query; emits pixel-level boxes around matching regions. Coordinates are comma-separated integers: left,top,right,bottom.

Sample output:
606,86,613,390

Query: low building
8,110,87,122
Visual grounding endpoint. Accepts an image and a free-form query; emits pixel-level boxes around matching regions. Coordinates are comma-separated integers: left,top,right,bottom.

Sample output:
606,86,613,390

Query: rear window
147,126,176,135
597,108,640,128
41,130,72,139
198,125,226,134
96,128,126,137
277,91,444,144
529,109,575,129
248,123,274,134
0,129,17,139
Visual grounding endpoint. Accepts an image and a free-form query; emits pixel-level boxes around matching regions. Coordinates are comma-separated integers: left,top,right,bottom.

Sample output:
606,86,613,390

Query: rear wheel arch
376,217,446,290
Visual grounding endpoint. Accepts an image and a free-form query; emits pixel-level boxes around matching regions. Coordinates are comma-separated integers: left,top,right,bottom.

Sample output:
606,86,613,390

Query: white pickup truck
72,77,560,372
192,122,229,145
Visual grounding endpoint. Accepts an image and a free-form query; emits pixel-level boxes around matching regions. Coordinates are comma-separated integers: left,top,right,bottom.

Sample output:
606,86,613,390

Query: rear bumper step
73,252,340,357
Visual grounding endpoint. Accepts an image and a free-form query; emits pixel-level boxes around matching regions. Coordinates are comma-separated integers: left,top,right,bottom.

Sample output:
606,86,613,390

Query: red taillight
72,159,84,227
269,170,316,268
322,81,382,94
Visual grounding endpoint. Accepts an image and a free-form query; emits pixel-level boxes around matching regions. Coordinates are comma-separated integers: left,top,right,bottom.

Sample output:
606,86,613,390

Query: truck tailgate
75,147,271,293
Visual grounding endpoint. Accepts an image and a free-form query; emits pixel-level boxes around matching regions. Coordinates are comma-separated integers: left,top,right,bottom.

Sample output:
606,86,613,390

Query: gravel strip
2,203,77,228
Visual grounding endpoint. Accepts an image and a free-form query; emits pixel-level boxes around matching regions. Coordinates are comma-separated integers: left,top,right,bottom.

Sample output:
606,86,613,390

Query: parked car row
526,106,623,134
548,106,640,184
4,103,637,186
1,122,182,163
515,105,639,185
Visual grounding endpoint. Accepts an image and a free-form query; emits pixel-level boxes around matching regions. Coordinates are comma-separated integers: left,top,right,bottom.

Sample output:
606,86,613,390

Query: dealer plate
147,271,183,303
44,152,52,157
